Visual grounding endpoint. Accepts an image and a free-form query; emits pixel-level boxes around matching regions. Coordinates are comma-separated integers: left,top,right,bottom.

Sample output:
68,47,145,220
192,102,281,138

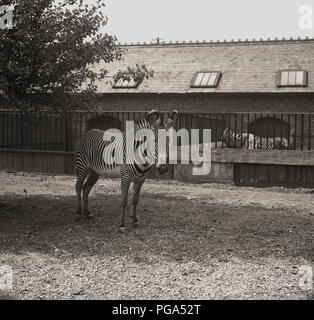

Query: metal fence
0,110,313,151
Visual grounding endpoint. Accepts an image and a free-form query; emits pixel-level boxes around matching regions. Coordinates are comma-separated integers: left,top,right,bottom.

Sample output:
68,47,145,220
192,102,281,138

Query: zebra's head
145,109,178,175
222,128,240,147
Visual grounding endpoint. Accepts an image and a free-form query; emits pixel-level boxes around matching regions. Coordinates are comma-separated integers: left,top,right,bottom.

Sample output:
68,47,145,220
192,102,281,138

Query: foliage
0,0,153,108
113,64,154,84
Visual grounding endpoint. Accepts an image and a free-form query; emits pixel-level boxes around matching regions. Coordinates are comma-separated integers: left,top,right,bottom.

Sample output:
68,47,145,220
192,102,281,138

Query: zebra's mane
121,118,152,138
135,118,152,131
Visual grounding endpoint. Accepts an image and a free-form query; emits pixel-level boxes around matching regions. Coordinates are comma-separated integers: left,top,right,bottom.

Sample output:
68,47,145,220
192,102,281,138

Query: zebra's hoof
119,227,126,233
86,213,94,219
76,210,82,216
132,221,139,228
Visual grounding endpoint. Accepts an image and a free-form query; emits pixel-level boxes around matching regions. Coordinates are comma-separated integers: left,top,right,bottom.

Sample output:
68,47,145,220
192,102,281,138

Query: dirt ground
0,171,313,300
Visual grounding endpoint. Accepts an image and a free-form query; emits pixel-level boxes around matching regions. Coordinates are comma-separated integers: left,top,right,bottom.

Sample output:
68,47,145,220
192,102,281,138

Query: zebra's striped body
222,128,289,150
74,110,178,230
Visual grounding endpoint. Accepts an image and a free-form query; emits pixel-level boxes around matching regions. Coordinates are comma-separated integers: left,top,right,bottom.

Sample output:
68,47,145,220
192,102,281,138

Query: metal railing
0,110,313,151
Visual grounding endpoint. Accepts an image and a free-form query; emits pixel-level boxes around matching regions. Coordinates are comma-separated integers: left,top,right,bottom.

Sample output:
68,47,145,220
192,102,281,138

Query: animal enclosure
0,110,314,187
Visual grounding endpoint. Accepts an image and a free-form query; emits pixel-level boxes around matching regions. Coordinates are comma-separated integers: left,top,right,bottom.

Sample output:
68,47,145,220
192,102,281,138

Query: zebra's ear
222,128,229,140
168,110,178,125
146,110,160,125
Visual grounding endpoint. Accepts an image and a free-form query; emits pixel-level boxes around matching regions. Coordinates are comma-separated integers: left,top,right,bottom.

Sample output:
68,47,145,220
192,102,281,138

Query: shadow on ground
0,191,313,264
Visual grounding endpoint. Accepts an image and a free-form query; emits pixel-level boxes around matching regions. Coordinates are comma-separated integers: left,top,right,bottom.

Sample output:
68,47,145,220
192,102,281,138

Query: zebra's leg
75,169,88,215
119,176,132,231
131,177,145,227
82,170,99,218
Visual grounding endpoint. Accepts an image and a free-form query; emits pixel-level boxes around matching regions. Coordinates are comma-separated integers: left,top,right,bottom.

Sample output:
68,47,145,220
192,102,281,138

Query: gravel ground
0,171,313,300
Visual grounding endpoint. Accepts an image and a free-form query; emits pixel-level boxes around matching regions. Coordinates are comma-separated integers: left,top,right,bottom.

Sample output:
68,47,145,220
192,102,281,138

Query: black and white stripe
222,128,289,149
74,110,178,230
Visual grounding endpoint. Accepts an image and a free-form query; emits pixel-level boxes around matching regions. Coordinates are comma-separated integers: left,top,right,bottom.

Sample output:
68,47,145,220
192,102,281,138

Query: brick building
92,38,314,115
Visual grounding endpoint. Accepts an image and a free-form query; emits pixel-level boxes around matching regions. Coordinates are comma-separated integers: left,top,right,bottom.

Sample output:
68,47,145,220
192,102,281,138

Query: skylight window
278,70,307,87
112,77,140,89
191,72,221,88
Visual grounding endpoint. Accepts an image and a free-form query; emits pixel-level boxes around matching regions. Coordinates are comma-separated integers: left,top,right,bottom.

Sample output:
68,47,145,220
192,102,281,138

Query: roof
94,38,314,94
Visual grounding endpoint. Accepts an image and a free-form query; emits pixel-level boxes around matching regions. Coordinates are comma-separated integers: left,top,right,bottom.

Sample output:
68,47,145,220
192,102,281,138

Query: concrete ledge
1,148,314,184
211,149,314,166
0,149,74,174
174,162,233,183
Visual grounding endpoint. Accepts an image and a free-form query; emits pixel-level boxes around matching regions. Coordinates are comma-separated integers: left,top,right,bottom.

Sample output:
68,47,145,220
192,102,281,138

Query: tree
0,0,152,107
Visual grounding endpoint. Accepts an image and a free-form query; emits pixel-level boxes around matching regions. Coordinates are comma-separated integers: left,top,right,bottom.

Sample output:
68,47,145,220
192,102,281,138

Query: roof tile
93,39,314,93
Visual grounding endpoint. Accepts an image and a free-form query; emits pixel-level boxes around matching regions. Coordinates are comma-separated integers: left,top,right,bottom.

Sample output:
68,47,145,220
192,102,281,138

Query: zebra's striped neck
130,119,157,172
135,119,152,131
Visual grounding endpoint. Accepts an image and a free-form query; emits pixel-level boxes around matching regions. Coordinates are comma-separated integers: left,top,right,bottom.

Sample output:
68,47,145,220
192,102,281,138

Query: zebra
74,109,178,231
222,128,290,149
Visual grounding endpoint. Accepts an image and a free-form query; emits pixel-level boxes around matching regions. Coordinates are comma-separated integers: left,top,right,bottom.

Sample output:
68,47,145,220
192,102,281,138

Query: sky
102,0,314,43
